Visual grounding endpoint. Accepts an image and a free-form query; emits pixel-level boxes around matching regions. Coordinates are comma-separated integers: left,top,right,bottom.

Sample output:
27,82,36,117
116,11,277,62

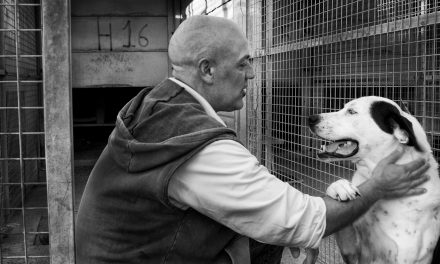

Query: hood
107,79,236,173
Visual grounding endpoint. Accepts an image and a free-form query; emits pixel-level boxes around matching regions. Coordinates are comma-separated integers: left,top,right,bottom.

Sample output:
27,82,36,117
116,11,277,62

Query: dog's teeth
320,145,326,151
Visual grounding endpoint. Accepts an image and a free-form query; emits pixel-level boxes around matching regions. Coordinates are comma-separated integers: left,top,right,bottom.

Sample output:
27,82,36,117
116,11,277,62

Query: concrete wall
71,0,174,88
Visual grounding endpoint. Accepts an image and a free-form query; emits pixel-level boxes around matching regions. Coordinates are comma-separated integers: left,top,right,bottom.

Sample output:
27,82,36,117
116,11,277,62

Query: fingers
377,146,404,166
409,174,430,188
392,174,429,198
403,187,427,197
405,159,430,177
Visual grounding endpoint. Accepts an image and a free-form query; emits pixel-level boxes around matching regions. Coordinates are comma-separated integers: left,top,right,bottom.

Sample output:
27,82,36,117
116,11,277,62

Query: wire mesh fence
0,0,46,263
247,0,440,263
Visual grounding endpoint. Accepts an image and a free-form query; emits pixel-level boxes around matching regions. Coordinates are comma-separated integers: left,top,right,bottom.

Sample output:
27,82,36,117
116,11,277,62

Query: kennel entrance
246,0,440,263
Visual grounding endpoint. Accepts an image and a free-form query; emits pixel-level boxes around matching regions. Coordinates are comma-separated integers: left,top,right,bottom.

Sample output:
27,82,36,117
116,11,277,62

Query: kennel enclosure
245,0,440,263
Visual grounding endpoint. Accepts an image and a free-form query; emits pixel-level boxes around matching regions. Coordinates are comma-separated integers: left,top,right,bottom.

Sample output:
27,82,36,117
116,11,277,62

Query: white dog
308,96,440,264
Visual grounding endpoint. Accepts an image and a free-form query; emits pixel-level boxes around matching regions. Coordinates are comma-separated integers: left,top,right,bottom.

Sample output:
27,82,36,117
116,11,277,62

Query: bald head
169,16,245,72
168,16,254,112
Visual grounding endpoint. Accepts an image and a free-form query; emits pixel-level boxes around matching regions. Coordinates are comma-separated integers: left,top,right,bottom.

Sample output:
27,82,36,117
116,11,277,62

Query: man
76,15,429,264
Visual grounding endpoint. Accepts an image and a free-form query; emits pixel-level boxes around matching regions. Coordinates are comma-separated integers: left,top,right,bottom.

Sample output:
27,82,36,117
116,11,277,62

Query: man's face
210,35,255,112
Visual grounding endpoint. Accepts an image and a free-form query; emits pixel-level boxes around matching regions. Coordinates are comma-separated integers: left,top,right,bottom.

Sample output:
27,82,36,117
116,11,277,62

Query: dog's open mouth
318,139,359,159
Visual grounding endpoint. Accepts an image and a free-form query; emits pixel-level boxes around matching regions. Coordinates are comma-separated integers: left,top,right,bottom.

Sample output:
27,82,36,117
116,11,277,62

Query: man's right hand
323,147,430,237
370,147,430,200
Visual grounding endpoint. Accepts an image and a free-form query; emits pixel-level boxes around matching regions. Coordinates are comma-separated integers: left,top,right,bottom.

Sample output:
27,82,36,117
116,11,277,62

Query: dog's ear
370,101,422,152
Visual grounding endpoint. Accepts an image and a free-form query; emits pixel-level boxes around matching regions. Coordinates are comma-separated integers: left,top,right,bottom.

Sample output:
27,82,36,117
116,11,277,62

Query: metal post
233,0,248,145
247,0,263,160
264,0,273,171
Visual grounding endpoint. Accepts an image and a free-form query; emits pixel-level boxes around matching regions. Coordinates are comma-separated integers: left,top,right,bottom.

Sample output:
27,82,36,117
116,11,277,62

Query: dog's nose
308,115,321,126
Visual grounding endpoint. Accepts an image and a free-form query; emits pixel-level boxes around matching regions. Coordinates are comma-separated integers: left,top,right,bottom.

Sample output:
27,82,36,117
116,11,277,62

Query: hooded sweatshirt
75,79,246,263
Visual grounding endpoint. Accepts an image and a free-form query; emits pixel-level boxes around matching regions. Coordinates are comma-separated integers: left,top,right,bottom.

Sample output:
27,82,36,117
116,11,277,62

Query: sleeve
168,139,327,248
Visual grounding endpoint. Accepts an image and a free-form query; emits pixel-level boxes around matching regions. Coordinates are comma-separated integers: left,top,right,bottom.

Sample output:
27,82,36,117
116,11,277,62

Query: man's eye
347,108,357,115
240,59,251,67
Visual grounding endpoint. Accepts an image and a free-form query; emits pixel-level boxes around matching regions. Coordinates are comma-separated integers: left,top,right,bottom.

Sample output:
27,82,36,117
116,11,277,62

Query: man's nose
308,115,321,126
247,66,255,79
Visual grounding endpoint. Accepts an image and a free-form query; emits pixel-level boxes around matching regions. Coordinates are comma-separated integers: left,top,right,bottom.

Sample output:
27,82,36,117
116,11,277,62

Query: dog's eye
347,108,357,115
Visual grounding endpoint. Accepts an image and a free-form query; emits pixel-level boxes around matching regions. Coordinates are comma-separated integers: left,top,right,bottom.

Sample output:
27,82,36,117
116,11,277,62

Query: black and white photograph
0,1,439,263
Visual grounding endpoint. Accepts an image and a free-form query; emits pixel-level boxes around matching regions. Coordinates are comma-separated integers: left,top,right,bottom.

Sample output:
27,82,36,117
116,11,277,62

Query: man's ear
198,58,214,84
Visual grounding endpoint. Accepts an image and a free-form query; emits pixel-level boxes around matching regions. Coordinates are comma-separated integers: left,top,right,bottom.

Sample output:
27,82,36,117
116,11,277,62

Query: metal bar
264,0,273,171
1,206,47,210
0,4,42,7
17,80,43,83
2,256,50,259
205,0,232,15
0,107,44,109
0,182,47,185
250,0,262,161
0,29,42,31
166,0,173,76
42,0,75,263
0,157,46,161
13,1,29,262
253,11,440,58
0,54,42,58
71,49,167,53
419,4,428,130
0,80,42,84
0,132,45,135
72,14,169,18
233,0,248,144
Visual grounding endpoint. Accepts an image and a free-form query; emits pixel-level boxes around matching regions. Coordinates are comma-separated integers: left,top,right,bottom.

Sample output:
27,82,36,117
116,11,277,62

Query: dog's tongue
318,140,358,159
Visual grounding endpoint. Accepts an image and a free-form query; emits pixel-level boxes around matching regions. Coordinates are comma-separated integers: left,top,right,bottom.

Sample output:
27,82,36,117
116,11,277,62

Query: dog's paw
326,179,360,201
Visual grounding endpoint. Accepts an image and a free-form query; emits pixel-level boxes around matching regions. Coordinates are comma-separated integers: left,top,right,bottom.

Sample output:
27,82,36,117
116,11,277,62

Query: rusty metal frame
42,0,75,263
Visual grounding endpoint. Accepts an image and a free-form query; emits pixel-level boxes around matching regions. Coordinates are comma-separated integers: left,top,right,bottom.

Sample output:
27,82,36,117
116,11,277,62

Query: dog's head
308,96,429,161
